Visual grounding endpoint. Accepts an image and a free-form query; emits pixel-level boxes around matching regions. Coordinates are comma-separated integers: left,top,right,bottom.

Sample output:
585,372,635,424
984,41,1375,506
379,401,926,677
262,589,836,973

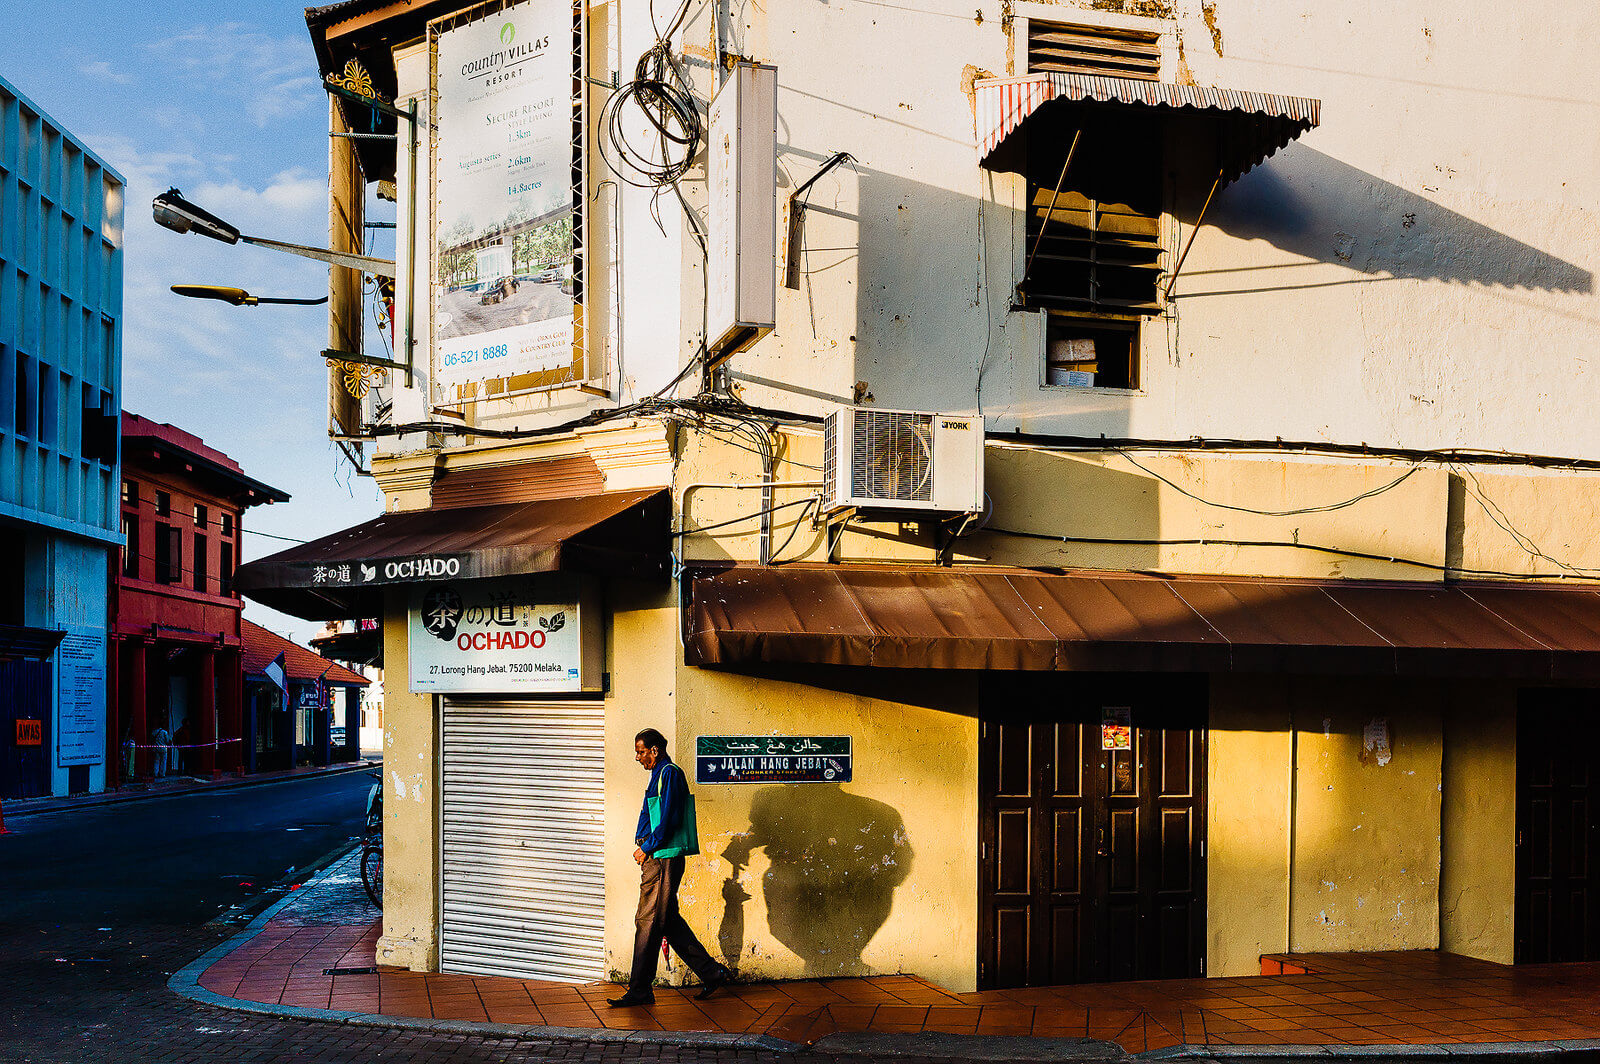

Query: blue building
0,74,123,799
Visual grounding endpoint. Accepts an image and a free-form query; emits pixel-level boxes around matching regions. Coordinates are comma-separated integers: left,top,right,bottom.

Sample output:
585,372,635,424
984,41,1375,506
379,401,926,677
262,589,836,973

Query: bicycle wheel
360,845,383,909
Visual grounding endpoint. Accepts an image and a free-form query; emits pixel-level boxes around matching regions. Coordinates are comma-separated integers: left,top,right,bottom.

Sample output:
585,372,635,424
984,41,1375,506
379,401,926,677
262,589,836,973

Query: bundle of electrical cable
598,37,703,189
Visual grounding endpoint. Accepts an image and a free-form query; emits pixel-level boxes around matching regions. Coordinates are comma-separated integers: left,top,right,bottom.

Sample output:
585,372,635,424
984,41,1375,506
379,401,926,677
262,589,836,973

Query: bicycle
360,771,383,909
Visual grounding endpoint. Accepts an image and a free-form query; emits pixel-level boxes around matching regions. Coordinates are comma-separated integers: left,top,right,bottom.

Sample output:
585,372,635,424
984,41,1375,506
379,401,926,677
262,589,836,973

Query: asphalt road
437,281,571,341
0,769,374,926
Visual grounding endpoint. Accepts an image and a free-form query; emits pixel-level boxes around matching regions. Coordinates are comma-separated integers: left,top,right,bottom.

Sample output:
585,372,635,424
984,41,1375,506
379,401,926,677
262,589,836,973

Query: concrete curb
813,1032,1127,1059
8,759,381,818
168,861,1600,1062
1137,1039,1600,1061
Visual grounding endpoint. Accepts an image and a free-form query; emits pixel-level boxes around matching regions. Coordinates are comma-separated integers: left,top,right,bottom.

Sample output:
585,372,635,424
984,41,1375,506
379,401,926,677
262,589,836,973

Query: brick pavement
0,919,960,1064
195,850,1600,1056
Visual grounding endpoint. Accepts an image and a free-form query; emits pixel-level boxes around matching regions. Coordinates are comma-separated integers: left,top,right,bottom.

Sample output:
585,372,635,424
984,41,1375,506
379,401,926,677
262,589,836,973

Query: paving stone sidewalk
181,849,1600,1059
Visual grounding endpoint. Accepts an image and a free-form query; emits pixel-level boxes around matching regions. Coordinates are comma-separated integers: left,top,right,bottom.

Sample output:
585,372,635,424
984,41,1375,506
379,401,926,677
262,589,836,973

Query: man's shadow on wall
718,784,913,977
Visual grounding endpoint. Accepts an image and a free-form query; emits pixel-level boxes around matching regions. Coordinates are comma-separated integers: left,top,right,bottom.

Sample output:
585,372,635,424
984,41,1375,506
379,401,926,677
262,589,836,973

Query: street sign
695,735,851,784
15,719,42,746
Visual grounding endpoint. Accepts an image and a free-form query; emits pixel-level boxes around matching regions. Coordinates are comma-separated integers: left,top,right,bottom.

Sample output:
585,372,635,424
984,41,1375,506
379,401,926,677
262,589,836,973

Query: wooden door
979,675,1206,988
1516,689,1600,963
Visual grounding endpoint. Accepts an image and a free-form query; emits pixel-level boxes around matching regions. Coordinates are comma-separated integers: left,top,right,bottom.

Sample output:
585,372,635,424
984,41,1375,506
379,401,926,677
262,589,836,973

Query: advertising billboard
432,1,575,389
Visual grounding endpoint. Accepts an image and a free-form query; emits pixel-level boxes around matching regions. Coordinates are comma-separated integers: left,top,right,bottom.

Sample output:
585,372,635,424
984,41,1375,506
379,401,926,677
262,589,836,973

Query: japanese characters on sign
408,577,592,693
300,556,464,586
695,736,852,784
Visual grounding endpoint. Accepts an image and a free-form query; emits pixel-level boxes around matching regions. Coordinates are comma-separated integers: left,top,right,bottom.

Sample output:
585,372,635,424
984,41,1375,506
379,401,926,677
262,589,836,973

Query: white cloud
147,21,322,128
79,60,131,85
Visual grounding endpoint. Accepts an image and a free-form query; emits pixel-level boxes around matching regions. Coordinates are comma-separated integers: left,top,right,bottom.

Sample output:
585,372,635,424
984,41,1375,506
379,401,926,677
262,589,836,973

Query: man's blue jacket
634,755,688,856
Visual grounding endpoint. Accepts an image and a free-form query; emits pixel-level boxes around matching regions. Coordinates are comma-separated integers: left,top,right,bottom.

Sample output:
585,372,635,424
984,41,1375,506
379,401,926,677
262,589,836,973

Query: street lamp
170,284,329,307
151,188,396,278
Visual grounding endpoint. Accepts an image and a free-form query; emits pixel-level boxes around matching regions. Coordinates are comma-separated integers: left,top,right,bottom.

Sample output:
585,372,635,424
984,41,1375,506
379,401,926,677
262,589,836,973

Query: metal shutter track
441,698,605,982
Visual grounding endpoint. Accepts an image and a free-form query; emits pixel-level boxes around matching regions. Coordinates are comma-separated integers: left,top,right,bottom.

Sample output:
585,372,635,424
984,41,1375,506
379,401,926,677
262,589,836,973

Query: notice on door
695,736,852,784
408,579,584,693
1101,706,1132,751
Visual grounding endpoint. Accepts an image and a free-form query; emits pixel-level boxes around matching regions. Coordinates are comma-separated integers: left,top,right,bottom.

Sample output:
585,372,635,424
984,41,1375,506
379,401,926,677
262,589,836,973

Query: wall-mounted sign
695,736,851,784
706,61,777,363
57,626,105,767
1101,706,1131,751
15,719,42,746
408,576,601,693
432,0,576,389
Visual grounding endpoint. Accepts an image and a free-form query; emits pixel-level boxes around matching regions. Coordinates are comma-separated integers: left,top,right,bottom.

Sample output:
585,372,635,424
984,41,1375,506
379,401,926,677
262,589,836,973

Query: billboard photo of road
436,211,574,343
431,2,576,385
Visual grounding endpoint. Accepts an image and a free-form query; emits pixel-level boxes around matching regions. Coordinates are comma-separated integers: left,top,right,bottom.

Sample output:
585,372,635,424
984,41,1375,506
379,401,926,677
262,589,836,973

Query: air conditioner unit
823,407,984,515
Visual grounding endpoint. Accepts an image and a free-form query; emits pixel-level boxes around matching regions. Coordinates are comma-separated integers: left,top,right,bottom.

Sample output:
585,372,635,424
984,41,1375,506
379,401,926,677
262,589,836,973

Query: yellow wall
376,587,439,971
1288,679,1442,954
1208,676,1458,975
672,663,980,991
602,582,681,982
1440,687,1517,963
1207,676,1292,976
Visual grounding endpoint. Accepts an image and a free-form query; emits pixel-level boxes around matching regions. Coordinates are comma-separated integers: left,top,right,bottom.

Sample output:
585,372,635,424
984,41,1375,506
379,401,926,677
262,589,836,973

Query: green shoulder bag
646,763,699,858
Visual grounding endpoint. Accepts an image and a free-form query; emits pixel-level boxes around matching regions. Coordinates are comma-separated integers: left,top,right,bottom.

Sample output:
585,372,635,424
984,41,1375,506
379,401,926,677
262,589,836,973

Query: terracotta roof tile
242,619,369,685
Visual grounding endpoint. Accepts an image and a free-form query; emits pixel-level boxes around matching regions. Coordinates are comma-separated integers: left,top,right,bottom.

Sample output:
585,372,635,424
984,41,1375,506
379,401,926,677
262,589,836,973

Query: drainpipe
1287,708,1299,956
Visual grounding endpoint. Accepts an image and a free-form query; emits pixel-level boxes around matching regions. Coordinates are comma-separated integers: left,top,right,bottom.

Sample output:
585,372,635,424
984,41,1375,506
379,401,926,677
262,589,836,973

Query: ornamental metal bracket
323,60,417,124
324,348,410,395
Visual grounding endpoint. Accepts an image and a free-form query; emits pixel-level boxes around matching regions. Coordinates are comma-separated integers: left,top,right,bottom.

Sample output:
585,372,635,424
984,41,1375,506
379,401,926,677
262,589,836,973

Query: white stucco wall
384,0,1598,459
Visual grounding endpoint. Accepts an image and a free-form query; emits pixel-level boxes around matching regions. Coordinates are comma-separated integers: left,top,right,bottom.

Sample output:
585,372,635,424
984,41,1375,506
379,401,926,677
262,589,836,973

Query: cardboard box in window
1047,337,1097,387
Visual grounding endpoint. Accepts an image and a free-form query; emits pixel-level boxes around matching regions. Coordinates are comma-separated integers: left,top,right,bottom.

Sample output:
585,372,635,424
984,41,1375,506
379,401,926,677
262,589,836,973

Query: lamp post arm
255,294,331,306
239,234,397,278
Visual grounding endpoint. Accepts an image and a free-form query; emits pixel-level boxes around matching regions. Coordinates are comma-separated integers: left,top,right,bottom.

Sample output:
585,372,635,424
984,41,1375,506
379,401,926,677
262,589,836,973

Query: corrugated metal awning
0,624,67,661
976,72,1320,183
236,489,669,621
685,564,1600,679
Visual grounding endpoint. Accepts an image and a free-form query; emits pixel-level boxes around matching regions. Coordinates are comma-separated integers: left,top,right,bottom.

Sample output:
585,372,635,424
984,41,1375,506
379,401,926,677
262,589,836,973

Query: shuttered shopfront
440,698,607,981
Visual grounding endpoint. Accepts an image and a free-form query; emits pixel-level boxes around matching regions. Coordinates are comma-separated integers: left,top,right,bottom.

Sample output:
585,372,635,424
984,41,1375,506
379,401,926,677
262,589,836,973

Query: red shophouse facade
109,413,288,785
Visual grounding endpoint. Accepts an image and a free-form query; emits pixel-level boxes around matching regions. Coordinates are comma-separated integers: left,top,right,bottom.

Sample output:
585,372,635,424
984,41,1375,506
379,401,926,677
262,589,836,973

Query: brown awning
236,489,669,621
685,564,1600,679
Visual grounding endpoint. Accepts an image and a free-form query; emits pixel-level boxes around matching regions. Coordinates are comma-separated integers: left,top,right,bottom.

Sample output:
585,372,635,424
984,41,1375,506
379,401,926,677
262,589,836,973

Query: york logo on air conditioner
939,419,971,431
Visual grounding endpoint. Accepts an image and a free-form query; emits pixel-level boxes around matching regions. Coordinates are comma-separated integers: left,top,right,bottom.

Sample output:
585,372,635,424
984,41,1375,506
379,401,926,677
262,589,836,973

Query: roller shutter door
440,698,606,981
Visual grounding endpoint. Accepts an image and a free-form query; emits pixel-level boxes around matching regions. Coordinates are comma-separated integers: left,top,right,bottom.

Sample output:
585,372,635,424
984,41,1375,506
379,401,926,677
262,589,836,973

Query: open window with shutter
1015,20,1167,389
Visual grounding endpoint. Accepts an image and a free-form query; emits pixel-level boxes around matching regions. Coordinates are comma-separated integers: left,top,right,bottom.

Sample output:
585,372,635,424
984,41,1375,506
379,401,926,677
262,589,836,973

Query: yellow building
238,0,1600,994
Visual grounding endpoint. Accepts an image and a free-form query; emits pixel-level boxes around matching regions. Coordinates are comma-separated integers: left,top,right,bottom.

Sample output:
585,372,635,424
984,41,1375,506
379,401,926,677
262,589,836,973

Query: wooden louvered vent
1027,21,1161,80
1024,186,1164,315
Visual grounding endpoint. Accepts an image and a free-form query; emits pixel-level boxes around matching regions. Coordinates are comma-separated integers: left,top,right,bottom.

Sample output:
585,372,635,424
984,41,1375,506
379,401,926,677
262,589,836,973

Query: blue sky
5,3,389,643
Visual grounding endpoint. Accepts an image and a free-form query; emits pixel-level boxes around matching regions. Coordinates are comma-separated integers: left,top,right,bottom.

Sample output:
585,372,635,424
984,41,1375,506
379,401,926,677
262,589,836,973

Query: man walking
608,728,732,1007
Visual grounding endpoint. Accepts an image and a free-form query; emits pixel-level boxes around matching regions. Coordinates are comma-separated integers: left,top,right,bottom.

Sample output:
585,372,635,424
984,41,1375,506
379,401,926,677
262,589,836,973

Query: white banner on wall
57,626,105,767
409,580,584,693
433,1,574,386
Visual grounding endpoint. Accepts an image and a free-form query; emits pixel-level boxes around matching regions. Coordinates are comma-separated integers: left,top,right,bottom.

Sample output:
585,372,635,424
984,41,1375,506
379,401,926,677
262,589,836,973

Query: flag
264,652,287,700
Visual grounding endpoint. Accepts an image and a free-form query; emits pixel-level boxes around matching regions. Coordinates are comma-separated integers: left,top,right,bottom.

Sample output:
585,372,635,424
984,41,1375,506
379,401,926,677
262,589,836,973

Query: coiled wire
598,26,703,188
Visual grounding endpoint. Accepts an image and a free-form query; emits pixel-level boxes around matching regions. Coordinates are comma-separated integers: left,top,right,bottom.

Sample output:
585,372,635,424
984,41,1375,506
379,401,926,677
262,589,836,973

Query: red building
109,414,289,785
241,620,369,771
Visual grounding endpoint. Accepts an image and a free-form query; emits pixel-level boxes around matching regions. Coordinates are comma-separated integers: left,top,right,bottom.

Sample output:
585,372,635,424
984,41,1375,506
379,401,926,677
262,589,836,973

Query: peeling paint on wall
1199,0,1223,56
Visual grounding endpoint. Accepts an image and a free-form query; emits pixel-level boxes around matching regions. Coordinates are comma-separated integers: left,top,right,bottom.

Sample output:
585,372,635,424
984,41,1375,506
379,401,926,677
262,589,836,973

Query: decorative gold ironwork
328,59,376,100
327,357,387,399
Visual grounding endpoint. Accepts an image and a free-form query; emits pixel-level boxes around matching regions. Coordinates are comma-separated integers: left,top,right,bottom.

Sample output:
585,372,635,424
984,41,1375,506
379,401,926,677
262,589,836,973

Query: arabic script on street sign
695,735,852,784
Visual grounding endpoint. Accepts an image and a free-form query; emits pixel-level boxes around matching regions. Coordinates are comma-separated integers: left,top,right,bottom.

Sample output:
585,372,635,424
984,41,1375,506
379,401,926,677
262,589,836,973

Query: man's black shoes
606,990,655,1008
695,968,733,1000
